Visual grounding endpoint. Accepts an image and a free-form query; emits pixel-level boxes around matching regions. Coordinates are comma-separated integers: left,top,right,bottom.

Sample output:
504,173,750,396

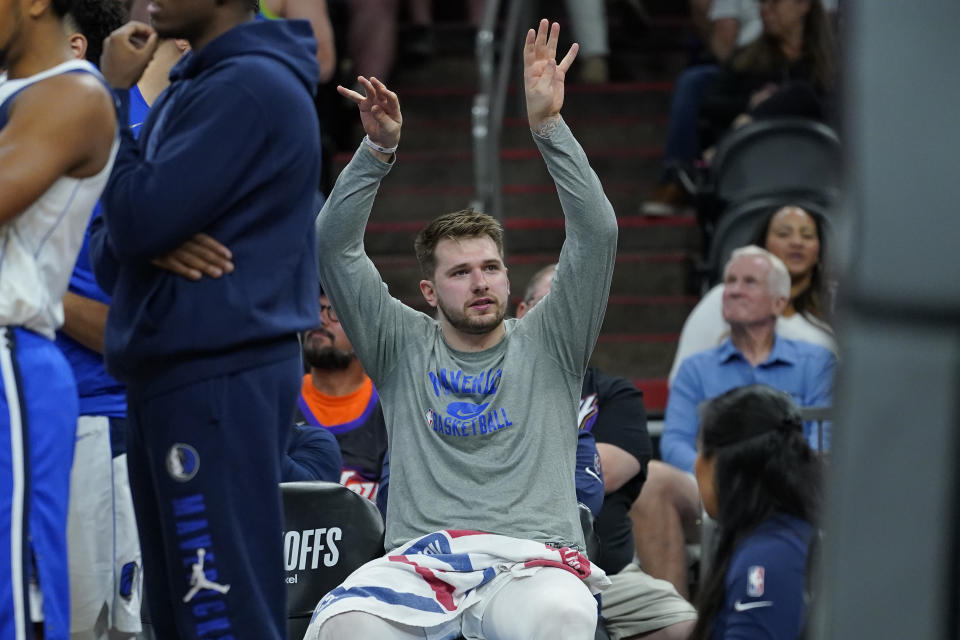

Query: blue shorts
1,327,78,640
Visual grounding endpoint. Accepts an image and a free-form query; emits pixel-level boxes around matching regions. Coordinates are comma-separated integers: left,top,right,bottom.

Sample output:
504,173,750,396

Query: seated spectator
670,203,836,383
700,0,836,145
295,290,388,500
643,0,837,216
517,264,697,640
690,384,822,639
283,424,343,482
632,246,834,597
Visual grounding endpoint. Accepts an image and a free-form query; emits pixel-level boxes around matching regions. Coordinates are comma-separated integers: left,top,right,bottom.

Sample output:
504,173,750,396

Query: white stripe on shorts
1,329,27,640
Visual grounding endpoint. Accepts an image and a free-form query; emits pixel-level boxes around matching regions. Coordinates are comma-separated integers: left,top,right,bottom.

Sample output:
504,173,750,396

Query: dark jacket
701,44,828,146
91,19,321,392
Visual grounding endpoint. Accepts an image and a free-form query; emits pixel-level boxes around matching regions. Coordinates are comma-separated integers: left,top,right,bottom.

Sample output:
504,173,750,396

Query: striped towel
304,529,610,636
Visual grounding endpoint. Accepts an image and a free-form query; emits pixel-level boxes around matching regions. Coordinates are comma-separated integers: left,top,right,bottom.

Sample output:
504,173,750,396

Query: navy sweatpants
126,354,301,639
1,327,77,640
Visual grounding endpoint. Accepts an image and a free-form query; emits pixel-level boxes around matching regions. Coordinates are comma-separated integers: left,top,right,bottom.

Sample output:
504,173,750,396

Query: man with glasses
295,290,388,501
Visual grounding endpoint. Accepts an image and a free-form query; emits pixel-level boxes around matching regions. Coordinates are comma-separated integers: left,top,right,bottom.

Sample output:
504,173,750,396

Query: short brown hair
414,209,504,279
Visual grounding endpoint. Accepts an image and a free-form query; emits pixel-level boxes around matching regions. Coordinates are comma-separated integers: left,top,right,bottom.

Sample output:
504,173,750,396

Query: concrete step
367,251,697,301
378,81,674,124
372,294,694,336
589,335,679,381
352,115,668,153
356,211,699,255
333,146,664,191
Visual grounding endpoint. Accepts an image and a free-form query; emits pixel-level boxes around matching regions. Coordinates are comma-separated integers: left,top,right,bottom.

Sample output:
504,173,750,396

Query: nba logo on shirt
747,566,765,597
425,409,435,428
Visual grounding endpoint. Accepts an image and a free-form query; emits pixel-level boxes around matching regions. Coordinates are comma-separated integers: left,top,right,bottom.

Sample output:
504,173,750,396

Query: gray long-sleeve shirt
316,118,618,551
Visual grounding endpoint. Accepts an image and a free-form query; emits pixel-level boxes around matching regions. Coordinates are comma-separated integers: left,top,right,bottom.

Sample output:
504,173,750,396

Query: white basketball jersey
0,60,119,339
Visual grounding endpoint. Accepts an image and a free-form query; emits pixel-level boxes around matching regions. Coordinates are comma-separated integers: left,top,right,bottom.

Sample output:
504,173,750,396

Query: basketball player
0,1,118,638
309,19,619,639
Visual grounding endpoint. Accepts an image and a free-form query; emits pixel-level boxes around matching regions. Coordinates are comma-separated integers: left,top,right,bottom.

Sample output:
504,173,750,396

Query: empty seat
711,117,842,208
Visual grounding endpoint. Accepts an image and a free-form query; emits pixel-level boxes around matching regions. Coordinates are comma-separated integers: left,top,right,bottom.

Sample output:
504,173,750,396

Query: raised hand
336,77,402,157
523,19,579,133
100,21,160,89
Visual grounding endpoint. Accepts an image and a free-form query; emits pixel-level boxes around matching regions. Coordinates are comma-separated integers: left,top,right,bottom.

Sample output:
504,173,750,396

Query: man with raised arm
0,1,118,637
308,19,619,640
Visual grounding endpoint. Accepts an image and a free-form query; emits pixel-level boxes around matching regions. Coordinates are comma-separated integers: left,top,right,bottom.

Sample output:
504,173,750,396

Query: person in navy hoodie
89,2,322,637
691,384,822,639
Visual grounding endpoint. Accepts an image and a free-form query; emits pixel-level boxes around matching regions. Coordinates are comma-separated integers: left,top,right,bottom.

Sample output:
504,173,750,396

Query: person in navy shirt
633,245,835,599
690,384,822,639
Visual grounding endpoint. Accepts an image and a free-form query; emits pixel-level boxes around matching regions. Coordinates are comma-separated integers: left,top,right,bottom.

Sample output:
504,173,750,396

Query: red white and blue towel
305,529,610,635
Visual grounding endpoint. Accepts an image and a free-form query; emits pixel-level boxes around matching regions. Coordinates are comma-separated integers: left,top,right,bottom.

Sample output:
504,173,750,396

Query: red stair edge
633,378,669,414
363,215,696,234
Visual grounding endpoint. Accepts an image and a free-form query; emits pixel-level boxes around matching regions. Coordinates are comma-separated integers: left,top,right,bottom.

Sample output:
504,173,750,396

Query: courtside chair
282,481,386,639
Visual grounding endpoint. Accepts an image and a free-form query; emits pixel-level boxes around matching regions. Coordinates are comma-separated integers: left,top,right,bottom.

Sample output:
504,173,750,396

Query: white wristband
364,135,398,154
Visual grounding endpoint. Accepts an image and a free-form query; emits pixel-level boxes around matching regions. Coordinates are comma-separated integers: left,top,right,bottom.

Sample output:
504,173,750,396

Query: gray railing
800,405,833,453
471,0,525,225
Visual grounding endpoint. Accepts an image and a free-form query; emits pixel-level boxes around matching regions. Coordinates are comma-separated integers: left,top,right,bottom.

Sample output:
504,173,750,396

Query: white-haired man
632,245,836,597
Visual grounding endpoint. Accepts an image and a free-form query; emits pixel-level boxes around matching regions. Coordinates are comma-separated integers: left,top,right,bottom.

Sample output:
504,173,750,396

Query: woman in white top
669,204,835,384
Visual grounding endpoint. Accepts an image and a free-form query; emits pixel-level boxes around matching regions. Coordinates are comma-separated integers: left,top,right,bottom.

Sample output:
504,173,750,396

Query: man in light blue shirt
663,328,835,474
633,245,836,599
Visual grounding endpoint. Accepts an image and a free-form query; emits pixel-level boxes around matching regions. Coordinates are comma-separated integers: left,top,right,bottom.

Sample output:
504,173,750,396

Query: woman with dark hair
748,204,830,322
691,384,822,639
700,0,836,146
669,204,835,383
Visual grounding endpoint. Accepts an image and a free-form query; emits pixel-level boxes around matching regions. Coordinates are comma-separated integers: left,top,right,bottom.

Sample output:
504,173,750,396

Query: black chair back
711,118,842,207
282,481,385,637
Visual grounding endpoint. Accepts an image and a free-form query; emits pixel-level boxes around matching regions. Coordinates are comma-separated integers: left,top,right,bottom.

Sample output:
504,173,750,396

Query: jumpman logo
182,548,231,603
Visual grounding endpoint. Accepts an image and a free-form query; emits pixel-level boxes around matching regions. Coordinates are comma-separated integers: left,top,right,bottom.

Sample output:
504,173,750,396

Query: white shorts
67,416,142,634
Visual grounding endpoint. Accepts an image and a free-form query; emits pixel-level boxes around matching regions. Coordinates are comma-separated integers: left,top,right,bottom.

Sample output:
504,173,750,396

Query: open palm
337,76,402,149
523,20,579,129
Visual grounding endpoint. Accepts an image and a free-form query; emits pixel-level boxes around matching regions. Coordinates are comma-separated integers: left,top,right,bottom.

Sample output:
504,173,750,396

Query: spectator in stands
700,0,836,145
643,0,837,216
632,246,834,598
260,0,337,83
708,0,838,63
295,290,389,500
346,0,399,82
310,20,618,638
517,265,697,640
283,423,343,483
406,0,611,83
405,0,485,61
690,384,822,639
669,203,835,383
559,0,613,84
